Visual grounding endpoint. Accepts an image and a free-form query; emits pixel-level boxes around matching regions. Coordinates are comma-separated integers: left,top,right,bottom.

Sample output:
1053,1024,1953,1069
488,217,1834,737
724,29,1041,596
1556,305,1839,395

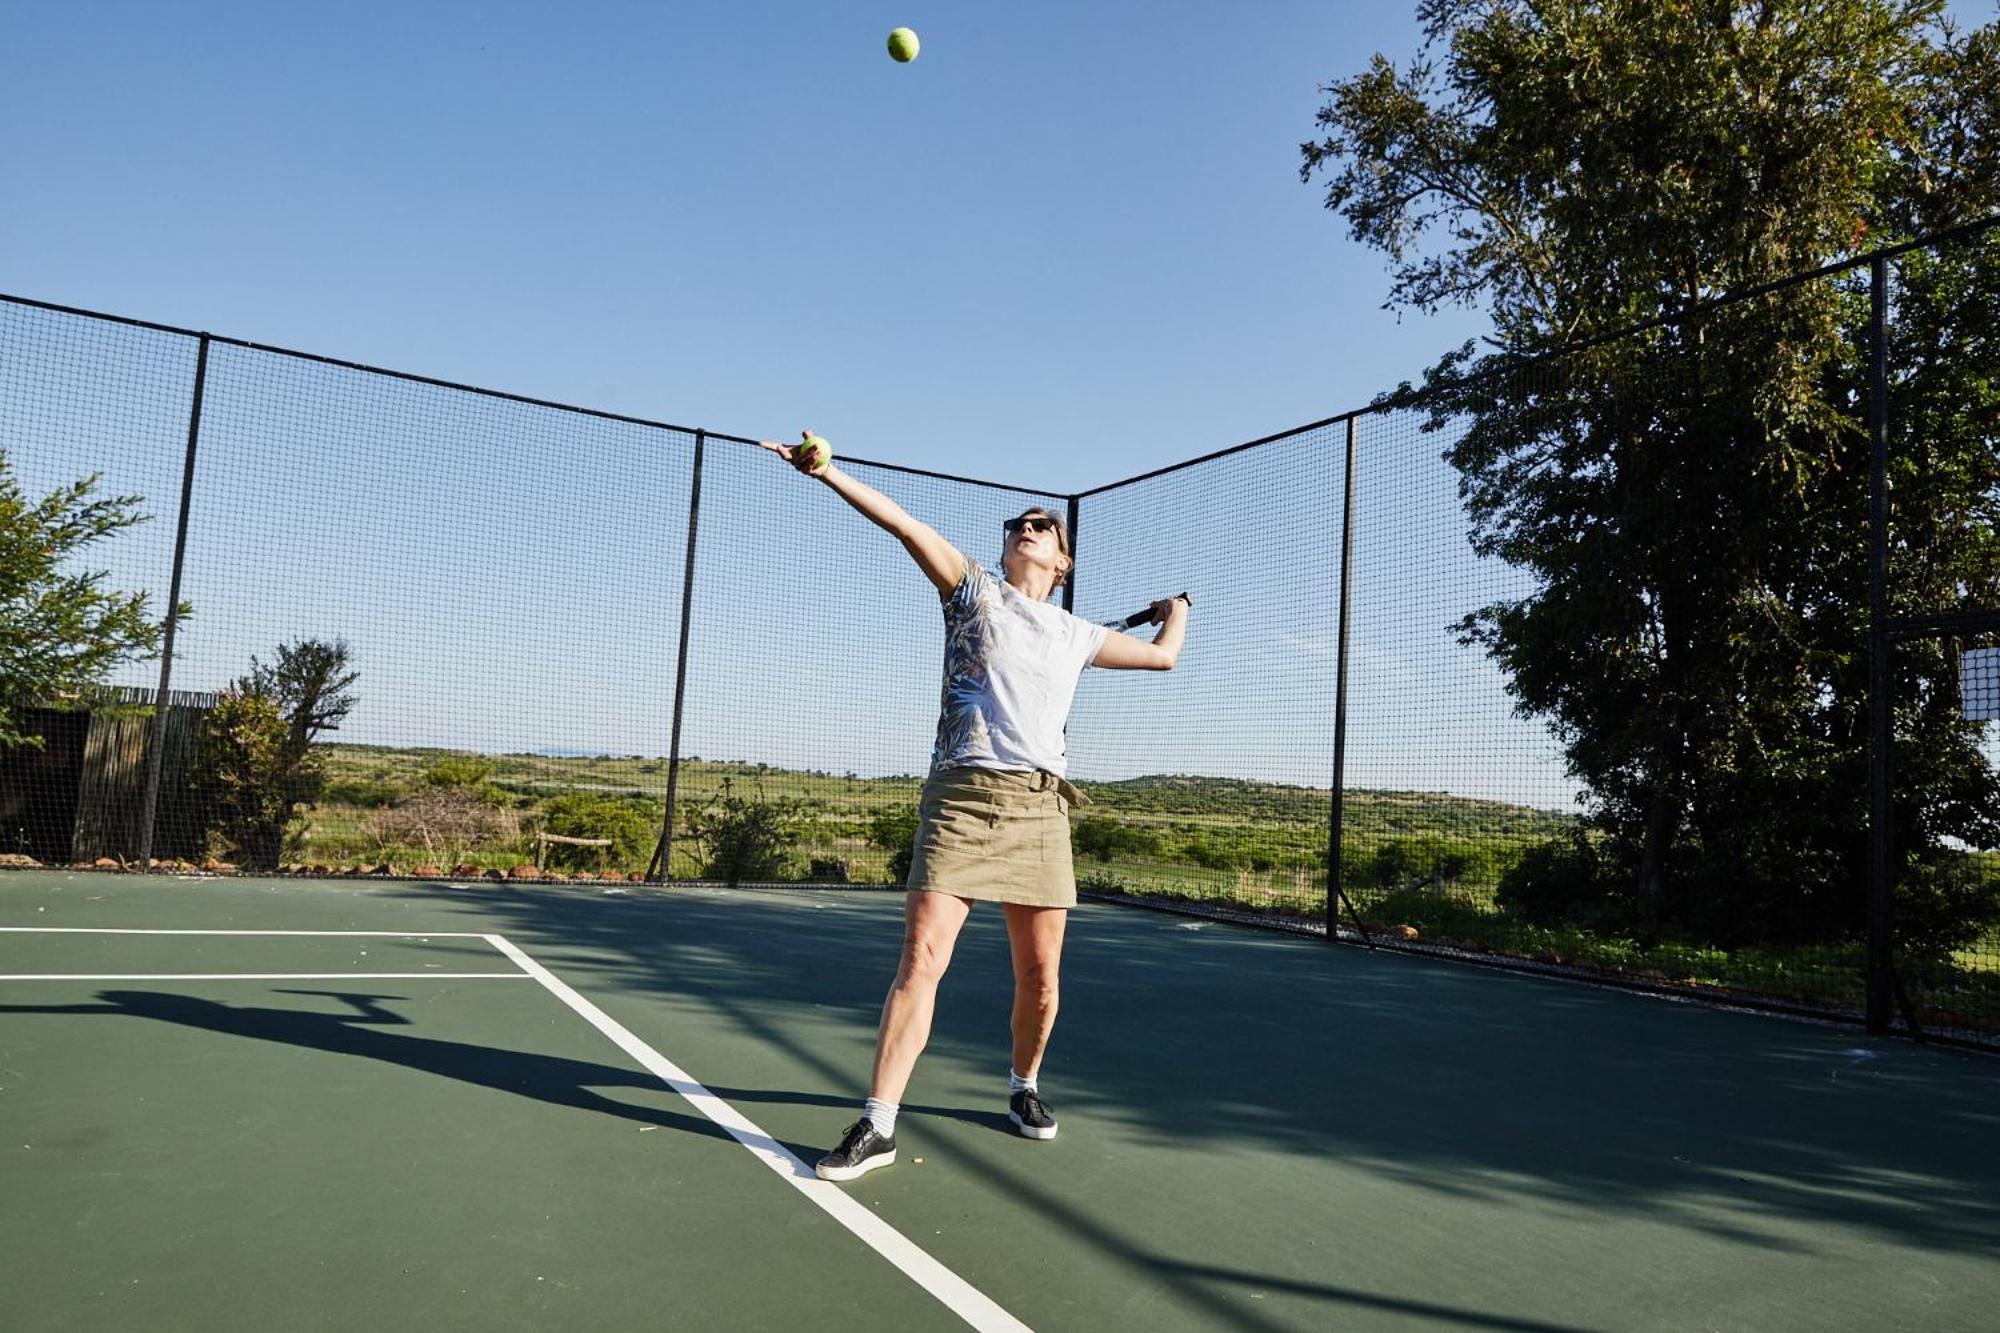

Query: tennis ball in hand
797,434,832,472
887,28,920,63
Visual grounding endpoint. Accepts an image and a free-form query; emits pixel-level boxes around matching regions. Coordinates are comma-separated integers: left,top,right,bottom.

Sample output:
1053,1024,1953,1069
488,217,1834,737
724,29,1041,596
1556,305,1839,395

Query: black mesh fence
176,342,697,879
668,438,1065,887
3,218,1997,1047
1067,423,1346,924
0,303,201,867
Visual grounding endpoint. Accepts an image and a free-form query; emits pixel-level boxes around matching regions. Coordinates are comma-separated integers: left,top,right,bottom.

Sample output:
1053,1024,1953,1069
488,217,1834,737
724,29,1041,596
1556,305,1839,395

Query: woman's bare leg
869,889,974,1104
1002,903,1068,1078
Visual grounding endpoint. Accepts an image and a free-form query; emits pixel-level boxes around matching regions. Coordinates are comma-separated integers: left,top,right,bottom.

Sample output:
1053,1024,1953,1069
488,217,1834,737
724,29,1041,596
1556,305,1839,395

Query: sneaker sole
1009,1111,1058,1141
815,1150,896,1182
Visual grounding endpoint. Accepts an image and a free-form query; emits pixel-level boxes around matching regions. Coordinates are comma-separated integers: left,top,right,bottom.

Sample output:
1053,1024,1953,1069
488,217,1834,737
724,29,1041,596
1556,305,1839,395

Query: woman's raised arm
761,434,966,596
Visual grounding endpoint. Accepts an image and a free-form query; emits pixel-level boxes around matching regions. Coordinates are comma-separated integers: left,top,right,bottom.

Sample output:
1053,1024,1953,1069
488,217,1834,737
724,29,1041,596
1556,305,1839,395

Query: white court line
484,933,1032,1333
0,928,530,981
0,973,531,981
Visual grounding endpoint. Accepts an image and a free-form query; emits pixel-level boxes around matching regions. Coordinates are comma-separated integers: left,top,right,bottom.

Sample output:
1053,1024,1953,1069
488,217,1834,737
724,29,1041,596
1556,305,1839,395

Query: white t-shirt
928,554,1109,778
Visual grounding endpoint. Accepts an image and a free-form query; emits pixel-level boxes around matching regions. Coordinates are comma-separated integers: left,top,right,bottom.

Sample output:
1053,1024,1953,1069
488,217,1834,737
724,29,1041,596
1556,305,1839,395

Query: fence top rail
8,211,1996,504
0,291,1052,500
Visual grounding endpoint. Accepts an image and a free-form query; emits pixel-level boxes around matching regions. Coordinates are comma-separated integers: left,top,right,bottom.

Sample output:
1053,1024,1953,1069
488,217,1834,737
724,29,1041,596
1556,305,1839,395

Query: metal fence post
1866,257,1894,1032
1327,416,1358,939
1062,494,1080,615
649,429,707,884
137,333,210,874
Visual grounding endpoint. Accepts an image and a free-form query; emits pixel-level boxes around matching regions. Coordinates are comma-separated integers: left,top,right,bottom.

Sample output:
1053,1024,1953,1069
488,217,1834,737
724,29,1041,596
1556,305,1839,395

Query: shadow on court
368,882,2000,1326
0,987,734,1143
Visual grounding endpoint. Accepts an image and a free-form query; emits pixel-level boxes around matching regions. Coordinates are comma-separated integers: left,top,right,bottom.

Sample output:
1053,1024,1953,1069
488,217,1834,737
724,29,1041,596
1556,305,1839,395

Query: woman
758,432,1188,1183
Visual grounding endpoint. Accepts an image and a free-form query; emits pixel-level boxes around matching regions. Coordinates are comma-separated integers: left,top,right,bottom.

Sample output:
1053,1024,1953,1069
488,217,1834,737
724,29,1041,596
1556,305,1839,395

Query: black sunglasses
1003,515,1057,536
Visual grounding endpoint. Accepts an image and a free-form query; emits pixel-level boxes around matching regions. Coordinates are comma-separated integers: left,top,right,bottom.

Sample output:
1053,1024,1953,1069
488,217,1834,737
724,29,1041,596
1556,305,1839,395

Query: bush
1896,853,2000,961
1368,837,1476,889
1072,816,1163,862
1496,832,1617,928
200,690,318,869
539,791,658,869
685,779,813,886
1078,870,1129,895
1181,837,1236,870
808,857,851,883
867,804,921,886
323,777,406,808
365,786,521,866
422,757,509,807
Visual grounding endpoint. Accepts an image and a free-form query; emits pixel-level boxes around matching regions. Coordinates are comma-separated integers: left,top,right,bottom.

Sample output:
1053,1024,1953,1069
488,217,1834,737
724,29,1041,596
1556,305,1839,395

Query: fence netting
668,439,1066,886
2,219,1997,1046
1067,425,1345,923
0,304,201,868
1883,233,2000,1044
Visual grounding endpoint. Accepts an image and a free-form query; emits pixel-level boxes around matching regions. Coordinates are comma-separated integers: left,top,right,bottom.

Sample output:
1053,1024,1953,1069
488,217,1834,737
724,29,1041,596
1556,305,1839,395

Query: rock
201,859,239,876
451,864,480,878
0,853,42,869
309,864,332,877
369,863,395,876
93,857,121,870
412,865,443,879
599,870,625,883
507,865,539,880
483,868,506,881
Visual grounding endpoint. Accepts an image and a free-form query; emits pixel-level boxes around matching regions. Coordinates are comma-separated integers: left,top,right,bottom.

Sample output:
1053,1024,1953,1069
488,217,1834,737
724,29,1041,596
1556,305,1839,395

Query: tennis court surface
4,870,1997,1332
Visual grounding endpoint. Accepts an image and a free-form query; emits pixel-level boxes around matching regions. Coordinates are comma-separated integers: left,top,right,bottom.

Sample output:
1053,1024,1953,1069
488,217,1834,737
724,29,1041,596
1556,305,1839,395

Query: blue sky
2,2,1483,484
7,3,1988,809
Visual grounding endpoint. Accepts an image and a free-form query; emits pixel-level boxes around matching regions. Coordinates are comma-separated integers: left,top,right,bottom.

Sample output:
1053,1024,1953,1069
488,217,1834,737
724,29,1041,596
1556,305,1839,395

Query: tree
201,639,359,868
1303,1,2000,948
0,448,174,747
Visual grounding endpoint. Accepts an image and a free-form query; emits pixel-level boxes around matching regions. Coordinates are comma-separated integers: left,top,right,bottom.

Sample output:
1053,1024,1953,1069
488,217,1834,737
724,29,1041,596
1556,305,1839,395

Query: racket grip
1121,592,1191,628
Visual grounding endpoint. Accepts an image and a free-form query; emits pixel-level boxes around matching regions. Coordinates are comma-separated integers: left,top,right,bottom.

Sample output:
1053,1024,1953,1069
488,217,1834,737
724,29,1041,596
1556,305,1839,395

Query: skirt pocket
914,784,997,860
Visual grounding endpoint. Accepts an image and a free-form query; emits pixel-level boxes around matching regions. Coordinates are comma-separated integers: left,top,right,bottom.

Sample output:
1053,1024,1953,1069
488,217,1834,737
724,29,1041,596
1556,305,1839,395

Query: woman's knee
897,932,955,988
1014,962,1060,1008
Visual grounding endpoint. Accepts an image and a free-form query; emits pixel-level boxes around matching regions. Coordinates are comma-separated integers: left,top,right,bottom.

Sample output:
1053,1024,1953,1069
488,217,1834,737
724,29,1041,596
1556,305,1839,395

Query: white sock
1009,1068,1037,1095
862,1097,898,1137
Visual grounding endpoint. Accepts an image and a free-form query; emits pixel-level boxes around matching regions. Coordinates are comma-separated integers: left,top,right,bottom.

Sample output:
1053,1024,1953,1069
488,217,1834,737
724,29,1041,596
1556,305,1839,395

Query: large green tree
1303,1,2000,949
0,448,169,747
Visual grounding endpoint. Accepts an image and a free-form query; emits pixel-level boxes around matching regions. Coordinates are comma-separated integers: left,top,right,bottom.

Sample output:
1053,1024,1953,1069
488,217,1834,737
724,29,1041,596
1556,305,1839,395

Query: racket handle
1121,592,1191,628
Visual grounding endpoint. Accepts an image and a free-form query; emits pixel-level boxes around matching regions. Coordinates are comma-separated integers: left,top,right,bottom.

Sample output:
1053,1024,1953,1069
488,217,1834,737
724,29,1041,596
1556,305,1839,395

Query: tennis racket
1119,592,1192,628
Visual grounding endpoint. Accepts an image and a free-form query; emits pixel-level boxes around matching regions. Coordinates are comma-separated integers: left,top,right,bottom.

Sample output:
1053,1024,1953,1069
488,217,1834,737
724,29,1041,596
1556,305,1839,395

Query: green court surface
2,871,1996,1332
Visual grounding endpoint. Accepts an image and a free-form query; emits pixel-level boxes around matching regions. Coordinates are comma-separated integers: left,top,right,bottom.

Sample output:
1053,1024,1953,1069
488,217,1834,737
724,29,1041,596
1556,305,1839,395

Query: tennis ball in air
887,27,920,63
798,434,832,471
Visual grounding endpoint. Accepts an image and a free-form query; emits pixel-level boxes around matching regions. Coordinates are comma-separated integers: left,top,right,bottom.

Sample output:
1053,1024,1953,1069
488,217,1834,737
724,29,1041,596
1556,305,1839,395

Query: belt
1030,769,1091,807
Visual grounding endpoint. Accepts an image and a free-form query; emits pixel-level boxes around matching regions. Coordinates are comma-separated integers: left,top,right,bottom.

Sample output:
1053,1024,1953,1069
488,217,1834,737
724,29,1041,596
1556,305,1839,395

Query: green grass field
207,742,1997,1037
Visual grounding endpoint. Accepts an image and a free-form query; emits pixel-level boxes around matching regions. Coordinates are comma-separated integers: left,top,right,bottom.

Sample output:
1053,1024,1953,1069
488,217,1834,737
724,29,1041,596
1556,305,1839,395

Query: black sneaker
1009,1089,1058,1141
815,1119,897,1182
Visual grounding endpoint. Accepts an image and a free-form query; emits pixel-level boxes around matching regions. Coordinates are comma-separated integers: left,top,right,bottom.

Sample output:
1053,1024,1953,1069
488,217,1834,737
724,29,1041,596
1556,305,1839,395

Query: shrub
867,804,921,886
539,791,658,869
1072,816,1163,862
1896,853,2000,961
684,779,813,886
1496,832,1616,928
365,786,521,867
323,777,406,808
1078,870,1129,895
422,757,509,807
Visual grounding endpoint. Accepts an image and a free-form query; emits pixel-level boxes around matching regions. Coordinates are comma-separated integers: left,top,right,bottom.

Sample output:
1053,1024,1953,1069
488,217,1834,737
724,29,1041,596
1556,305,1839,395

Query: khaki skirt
906,767,1091,908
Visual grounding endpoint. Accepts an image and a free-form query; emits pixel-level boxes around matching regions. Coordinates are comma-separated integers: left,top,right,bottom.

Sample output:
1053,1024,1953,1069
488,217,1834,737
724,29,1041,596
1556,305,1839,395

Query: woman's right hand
758,431,832,478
